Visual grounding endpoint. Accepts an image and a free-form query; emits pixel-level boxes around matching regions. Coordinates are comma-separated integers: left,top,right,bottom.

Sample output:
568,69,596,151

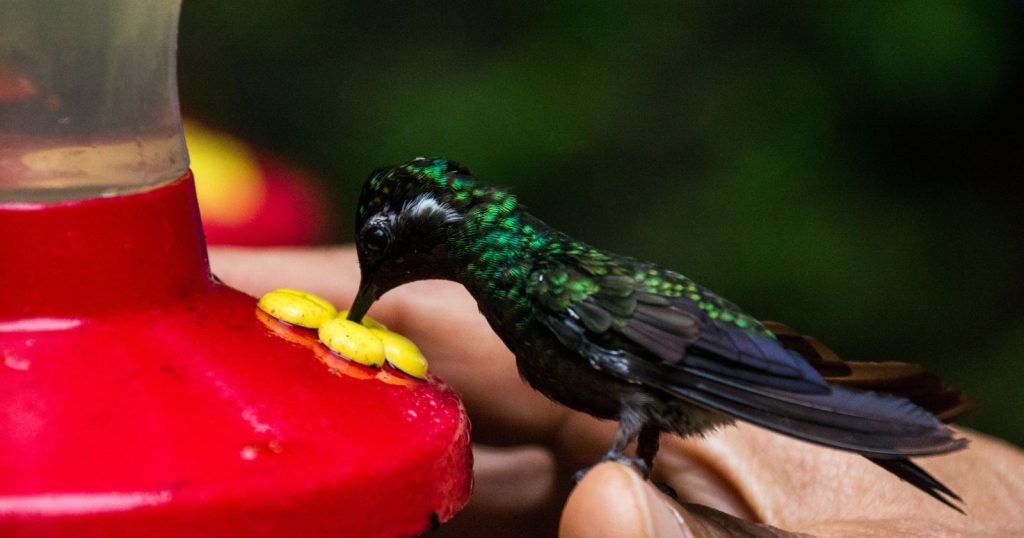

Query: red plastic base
0,174,472,537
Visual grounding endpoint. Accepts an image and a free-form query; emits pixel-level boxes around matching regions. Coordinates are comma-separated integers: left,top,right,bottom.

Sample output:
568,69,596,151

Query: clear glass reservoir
0,0,188,202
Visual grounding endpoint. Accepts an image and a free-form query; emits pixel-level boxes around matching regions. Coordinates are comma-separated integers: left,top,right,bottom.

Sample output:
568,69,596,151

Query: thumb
559,462,802,538
560,462,691,538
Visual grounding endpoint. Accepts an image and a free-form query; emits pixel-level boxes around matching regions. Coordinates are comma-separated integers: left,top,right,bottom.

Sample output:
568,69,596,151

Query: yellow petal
257,288,338,329
372,329,428,380
319,318,385,368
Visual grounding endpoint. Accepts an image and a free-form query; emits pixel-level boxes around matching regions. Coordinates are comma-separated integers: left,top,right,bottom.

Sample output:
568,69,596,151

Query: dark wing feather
528,258,968,458
616,301,700,363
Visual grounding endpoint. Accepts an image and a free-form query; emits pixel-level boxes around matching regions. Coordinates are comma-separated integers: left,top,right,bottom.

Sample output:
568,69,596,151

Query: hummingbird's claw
574,451,651,484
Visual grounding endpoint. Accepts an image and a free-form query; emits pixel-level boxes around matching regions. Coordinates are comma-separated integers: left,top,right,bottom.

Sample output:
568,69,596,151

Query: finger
560,462,691,538
468,444,557,514
209,246,360,300
561,463,801,538
436,444,563,538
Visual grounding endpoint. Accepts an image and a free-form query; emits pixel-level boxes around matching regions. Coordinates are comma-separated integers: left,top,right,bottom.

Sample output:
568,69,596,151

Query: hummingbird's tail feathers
867,457,964,513
824,361,976,423
588,347,968,458
666,362,968,457
763,321,976,423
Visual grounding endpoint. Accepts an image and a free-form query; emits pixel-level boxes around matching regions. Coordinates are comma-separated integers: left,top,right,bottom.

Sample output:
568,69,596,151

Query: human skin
210,246,1024,537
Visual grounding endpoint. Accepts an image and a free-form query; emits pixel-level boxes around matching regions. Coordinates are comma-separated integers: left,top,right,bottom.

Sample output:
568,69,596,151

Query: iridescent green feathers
358,157,512,220
358,158,771,337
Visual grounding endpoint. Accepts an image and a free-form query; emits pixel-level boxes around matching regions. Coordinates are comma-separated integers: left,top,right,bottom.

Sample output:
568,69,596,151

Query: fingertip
560,462,691,538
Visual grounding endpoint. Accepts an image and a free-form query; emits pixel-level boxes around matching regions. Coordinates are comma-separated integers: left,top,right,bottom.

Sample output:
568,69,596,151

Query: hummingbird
347,157,972,511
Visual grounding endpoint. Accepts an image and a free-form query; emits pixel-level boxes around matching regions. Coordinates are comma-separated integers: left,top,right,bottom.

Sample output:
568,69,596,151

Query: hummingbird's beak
347,279,379,323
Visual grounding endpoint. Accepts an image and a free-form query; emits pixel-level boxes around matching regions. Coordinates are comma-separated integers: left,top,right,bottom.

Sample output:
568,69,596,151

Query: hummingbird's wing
527,257,967,459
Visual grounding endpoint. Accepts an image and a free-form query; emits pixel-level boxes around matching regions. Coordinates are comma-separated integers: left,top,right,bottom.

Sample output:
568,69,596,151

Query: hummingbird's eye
362,224,391,252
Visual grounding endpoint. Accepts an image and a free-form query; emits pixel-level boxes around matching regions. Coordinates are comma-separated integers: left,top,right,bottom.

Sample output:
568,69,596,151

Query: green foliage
179,1,1024,446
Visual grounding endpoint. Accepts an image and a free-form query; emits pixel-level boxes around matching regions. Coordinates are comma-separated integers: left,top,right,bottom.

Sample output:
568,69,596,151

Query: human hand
211,246,1024,537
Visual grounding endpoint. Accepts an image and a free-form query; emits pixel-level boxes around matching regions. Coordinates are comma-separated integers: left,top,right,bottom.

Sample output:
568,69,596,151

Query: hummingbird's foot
574,451,650,484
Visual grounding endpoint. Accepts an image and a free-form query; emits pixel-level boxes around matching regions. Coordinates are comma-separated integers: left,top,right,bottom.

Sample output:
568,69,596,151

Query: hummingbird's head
348,157,486,322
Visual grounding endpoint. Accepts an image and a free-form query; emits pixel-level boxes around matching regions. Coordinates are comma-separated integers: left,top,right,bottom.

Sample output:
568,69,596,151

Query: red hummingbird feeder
0,2,472,536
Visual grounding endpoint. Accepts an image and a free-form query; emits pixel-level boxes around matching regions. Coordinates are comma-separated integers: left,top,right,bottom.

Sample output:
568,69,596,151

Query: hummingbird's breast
501,316,626,420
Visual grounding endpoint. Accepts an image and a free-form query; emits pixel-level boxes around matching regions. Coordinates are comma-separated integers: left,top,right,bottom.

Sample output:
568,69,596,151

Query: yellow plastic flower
258,289,428,379
257,288,337,329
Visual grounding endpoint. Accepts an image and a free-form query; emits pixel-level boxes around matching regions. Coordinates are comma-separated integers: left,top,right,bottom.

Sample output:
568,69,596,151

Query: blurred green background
178,2,1023,446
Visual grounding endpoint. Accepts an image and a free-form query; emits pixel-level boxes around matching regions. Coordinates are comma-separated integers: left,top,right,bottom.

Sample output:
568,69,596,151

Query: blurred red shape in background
186,120,335,246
